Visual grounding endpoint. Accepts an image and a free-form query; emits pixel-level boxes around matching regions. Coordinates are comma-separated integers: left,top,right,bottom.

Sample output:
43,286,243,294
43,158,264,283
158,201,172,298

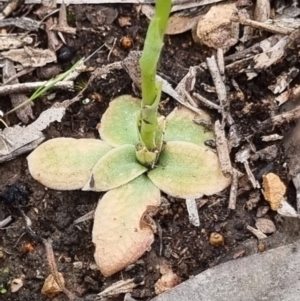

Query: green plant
67,11,76,26
0,267,9,294
136,0,170,166
27,0,231,277
4,44,105,118
5,58,84,117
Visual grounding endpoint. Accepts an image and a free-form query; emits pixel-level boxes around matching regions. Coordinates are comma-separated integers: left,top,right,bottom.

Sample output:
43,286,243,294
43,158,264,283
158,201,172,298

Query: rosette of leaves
28,99,231,276
27,0,231,277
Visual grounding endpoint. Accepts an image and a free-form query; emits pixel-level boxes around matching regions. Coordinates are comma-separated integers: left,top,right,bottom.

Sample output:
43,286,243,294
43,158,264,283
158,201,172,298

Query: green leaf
93,175,160,277
83,144,147,191
27,138,112,190
165,106,214,147
99,95,140,147
148,141,231,198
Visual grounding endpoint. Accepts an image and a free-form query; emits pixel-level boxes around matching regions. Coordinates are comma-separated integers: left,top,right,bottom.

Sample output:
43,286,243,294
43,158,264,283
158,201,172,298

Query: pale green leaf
148,141,231,198
93,175,160,276
100,95,140,147
83,144,147,191
165,106,214,147
27,138,112,190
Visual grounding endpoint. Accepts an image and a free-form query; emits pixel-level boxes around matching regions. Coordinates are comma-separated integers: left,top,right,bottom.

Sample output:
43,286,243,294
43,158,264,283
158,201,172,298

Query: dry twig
235,147,260,189
228,169,238,210
216,48,225,78
0,17,40,31
225,35,282,63
3,59,34,124
96,278,142,299
0,81,74,96
214,120,232,176
193,92,221,111
186,198,200,227
51,3,76,35
231,13,293,35
259,105,300,130
207,55,230,124
3,67,35,86
0,0,22,20
246,225,267,240
0,215,12,228
42,238,77,300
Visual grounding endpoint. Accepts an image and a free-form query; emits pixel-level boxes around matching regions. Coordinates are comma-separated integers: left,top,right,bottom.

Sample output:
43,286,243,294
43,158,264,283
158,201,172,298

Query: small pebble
258,242,266,252
209,232,224,246
73,261,83,269
89,263,98,271
11,278,23,293
121,36,133,49
41,273,65,298
57,45,74,62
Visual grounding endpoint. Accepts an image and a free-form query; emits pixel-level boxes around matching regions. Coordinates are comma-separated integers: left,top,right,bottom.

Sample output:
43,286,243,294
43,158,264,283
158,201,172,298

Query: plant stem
138,0,171,152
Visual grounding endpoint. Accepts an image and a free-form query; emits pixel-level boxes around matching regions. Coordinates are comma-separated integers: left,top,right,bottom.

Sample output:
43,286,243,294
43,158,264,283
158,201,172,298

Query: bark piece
3,59,34,124
2,47,56,67
262,173,286,211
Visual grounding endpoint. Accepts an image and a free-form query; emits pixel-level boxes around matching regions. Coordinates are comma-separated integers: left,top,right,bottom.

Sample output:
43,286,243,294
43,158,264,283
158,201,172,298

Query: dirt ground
0,2,300,301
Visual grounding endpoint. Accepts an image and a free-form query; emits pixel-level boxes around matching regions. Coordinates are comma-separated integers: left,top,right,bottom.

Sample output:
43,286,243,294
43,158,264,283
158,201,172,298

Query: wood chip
98,278,142,298
41,274,65,298
255,218,276,234
246,225,267,240
0,34,33,50
262,173,286,211
214,120,232,176
1,47,56,67
154,262,180,295
186,198,200,227
268,67,299,94
0,17,40,31
253,0,270,22
0,97,80,163
228,169,238,210
256,206,270,218
277,200,298,218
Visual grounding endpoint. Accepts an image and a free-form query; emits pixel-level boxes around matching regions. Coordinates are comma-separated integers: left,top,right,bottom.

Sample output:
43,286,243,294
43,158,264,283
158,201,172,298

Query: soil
0,2,299,301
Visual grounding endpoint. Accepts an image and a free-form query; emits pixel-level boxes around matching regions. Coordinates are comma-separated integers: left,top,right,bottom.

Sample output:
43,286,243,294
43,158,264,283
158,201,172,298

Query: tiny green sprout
5,44,105,117
0,267,9,294
75,78,88,92
67,11,76,26
27,0,231,277
0,110,8,128
5,58,84,117
0,284,7,294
